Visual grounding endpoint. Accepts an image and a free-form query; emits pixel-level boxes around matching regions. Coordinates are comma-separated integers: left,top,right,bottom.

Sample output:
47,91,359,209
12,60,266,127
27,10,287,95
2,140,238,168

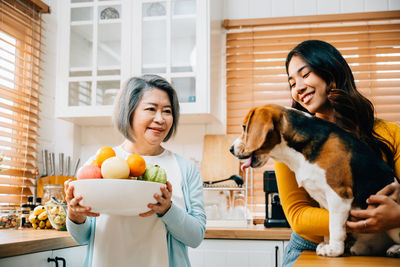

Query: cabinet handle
275,246,279,267
56,256,66,267
47,257,59,267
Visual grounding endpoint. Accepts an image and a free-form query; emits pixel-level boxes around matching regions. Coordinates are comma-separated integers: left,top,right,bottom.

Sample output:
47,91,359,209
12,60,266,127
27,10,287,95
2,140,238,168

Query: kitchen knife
72,158,80,177
51,153,56,176
59,153,64,176
66,156,71,176
48,152,53,176
42,150,47,177
44,150,48,176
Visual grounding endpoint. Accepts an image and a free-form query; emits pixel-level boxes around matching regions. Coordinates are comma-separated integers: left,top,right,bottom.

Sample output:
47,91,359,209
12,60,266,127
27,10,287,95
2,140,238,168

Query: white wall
38,0,400,176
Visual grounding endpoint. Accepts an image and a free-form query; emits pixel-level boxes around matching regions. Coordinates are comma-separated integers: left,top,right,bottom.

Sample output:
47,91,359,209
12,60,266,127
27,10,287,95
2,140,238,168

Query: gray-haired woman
65,75,206,267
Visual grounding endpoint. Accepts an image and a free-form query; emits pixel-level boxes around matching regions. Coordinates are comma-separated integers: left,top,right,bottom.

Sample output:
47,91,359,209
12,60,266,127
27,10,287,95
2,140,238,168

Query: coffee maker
264,170,289,227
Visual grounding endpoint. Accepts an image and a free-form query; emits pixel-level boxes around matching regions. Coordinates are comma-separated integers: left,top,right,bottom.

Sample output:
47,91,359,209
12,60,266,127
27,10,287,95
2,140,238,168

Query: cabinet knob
47,257,59,267
56,256,66,267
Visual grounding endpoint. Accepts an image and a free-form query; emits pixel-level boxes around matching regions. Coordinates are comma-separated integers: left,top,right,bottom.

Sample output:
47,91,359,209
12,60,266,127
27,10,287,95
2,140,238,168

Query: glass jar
0,207,21,229
42,184,65,205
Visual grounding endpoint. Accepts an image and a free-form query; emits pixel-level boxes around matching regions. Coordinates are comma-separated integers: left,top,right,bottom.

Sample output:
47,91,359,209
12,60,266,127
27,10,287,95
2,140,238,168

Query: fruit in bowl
101,156,130,179
140,164,167,184
77,165,102,180
127,154,146,177
45,203,67,230
95,146,116,167
76,146,167,183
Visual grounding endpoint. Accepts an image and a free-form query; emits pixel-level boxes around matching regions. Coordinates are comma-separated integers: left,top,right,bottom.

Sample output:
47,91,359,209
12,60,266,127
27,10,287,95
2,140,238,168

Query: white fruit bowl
70,179,162,216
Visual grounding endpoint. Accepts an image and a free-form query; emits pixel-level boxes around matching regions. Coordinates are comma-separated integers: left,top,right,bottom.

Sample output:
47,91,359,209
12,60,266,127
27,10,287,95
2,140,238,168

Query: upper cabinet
55,0,224,126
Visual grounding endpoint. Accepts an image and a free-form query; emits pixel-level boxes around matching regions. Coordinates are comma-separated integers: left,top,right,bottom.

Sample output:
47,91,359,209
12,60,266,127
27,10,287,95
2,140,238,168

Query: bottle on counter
19,203,32,229
35,197,42,207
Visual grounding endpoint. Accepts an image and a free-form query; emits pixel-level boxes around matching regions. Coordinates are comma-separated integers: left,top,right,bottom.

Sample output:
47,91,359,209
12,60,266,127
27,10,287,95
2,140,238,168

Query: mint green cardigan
67,154,206,267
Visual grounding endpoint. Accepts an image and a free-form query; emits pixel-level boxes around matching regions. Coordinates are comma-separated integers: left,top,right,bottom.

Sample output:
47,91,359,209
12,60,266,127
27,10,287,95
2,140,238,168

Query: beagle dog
230,104,400,257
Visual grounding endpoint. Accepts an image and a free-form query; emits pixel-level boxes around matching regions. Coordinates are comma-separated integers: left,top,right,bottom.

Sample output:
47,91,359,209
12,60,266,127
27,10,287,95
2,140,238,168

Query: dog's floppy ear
244,107,275,152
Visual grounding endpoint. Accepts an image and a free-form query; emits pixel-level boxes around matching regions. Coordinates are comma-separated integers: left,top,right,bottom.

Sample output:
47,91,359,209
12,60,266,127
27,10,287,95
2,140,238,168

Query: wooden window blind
0,0,48,207
224,11,400,213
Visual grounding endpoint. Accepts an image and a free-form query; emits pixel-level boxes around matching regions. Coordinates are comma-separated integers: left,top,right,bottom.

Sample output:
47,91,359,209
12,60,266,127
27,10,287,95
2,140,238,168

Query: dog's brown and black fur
231,104,400,257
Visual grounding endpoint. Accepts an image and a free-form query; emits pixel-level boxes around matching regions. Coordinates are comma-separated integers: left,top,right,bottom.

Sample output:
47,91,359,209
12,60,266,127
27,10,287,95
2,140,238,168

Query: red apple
76,165,102,179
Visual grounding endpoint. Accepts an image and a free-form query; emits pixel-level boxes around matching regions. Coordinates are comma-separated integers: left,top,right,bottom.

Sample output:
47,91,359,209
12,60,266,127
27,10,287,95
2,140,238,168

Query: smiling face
131,88,173,147
288,55,333,119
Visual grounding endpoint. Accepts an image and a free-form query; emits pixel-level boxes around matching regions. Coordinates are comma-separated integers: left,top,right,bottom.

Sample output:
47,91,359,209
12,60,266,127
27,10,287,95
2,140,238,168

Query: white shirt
91,146,185,267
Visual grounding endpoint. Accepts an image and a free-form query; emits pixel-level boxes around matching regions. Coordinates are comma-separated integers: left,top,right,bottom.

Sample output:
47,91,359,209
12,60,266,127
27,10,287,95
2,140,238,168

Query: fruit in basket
37,210,48,220
29,205,52,230
101,156,130,179
33,205,46,216
126,154,146,177
29,213,38,224
95,146,116,167
38,220,46,229
77,165,102,179
141,164,167,184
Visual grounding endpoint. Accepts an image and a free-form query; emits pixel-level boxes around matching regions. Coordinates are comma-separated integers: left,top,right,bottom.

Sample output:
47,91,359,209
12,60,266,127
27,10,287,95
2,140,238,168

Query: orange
126,154,146,177
95,146,116,167
90,160,98,166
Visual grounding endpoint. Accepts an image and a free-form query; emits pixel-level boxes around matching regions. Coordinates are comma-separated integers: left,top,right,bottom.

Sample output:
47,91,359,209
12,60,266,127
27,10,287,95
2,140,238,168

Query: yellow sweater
274,120,400,244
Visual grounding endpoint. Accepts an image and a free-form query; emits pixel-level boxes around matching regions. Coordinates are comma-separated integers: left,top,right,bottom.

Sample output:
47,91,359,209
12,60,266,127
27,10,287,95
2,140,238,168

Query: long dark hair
285,40,394,168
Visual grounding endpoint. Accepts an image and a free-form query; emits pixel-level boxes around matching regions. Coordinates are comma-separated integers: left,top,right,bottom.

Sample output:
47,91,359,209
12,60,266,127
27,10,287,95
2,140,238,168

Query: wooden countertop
294,251,400,266
0,229,78,258
205,225,292,240
0,225,291,258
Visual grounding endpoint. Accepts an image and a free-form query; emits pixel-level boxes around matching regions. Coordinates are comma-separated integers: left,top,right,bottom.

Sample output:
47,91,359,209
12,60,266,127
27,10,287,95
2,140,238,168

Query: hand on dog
346,181,400,233
377,180,400,202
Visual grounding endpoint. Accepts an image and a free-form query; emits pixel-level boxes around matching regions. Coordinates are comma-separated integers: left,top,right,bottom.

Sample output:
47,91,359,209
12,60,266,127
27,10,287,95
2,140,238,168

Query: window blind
224,11,400,213
0,0,48,207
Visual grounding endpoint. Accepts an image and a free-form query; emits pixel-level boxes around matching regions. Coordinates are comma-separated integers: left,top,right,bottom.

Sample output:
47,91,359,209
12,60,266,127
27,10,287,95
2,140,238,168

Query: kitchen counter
205,225,292,240
1,225,291,258
0,229,78,258
294,251,400,266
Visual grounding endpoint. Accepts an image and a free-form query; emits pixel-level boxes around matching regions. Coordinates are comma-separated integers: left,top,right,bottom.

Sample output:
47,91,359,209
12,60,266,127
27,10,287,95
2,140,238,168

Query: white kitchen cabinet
56,0,224,126
188,239,284,267
0,251,51,266
51,245,87,266
0,245,87,267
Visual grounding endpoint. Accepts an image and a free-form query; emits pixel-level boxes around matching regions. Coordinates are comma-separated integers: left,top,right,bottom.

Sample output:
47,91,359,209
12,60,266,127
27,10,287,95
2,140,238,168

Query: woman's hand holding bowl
140,181,172,217
64,179,100,224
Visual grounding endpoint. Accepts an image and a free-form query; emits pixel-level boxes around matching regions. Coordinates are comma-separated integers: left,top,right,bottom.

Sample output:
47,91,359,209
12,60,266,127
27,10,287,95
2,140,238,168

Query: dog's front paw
316,241,344,257
386,244,400,258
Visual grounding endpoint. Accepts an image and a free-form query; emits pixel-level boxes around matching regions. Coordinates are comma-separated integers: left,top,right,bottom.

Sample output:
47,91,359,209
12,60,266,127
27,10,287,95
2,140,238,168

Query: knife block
36,175,76,200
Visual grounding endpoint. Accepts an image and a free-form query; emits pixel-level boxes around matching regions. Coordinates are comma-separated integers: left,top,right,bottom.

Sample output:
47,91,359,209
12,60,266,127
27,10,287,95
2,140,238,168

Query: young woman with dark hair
275,40,400,266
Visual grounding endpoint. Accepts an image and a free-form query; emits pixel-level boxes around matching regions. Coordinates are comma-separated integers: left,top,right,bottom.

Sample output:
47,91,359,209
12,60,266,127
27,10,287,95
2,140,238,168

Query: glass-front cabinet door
137,0,204,114
56,0,222,124
68,0,122,109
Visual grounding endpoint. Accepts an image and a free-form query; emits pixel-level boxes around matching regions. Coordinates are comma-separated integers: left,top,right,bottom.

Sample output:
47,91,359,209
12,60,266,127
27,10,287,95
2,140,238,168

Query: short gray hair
113,74,180,142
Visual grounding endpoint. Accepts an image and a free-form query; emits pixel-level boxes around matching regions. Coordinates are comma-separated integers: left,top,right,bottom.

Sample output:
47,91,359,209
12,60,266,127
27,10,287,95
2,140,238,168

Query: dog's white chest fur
270,138,355,256
270,140,332,209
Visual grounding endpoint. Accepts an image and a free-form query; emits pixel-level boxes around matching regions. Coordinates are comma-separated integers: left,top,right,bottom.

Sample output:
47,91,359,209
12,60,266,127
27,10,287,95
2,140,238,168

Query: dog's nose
229,145,234,155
